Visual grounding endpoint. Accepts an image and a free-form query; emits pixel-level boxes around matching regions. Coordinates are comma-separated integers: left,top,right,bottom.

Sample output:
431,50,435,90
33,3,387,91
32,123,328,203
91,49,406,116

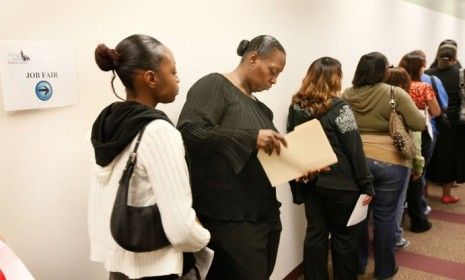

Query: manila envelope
258,119,337,186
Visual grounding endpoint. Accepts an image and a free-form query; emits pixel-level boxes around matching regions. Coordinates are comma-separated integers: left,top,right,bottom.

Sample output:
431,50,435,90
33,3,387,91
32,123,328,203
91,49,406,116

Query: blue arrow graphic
35,81,53,101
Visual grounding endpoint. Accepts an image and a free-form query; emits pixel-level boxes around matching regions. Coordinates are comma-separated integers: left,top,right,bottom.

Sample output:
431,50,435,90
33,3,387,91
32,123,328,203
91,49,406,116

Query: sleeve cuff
225,128,259,174
362,183,375,197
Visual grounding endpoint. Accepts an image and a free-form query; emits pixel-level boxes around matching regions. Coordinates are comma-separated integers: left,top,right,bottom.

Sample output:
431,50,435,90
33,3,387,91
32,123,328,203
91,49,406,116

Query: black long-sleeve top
287,98,374,203
177,73,281,222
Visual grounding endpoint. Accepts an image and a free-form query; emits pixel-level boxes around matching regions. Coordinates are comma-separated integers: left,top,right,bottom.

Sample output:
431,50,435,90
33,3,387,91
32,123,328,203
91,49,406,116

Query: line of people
88,34,464,280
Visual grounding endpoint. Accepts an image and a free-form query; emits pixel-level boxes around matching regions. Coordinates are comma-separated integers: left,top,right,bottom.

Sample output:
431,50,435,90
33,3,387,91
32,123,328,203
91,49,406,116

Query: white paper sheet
257,119,338,186
425,109,434,140
0,241,35,280
346,194,369,227
181,247,214,280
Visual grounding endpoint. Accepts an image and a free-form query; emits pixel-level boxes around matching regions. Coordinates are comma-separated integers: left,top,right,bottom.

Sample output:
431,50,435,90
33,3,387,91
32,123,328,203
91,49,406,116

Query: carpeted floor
298,182,465,280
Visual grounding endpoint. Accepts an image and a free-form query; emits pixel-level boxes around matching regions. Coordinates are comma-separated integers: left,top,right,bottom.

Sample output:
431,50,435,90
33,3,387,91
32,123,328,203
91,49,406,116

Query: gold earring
249,63,254,69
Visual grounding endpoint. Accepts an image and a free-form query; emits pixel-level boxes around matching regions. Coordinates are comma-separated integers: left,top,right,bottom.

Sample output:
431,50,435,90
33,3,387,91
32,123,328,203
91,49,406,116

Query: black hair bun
237,39,250,56
95,44,118,71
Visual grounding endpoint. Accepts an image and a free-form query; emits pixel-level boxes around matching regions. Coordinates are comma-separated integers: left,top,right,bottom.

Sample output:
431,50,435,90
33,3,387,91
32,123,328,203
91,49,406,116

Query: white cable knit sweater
88,119,210,279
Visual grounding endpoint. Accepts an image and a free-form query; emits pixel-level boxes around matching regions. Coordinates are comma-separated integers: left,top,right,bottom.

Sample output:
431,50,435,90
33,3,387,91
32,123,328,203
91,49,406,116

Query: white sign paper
0,40,78,111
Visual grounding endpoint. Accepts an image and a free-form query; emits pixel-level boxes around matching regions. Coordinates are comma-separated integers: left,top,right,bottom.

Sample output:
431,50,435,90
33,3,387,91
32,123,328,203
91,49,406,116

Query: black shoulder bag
459,69,465,124
110,124,170,252
429,75,451,130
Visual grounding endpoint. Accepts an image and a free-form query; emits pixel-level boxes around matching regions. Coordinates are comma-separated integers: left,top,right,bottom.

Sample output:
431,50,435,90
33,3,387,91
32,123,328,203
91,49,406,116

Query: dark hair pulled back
95,34,164,99
437,44,458,70
236,35,285,61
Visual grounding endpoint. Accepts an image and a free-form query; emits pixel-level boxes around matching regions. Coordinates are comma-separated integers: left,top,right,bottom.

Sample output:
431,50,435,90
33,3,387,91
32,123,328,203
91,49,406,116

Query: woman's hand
296,167,330,183
362,195,373,206
256,129,287,155
411,170,422,181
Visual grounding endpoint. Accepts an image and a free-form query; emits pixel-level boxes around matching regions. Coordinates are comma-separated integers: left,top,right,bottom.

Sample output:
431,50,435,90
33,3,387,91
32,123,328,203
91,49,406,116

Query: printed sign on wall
0,40,78,111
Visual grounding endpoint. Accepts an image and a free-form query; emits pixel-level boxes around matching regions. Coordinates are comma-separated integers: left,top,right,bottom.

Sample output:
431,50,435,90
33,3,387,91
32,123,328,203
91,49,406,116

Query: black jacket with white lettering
287,97,374,204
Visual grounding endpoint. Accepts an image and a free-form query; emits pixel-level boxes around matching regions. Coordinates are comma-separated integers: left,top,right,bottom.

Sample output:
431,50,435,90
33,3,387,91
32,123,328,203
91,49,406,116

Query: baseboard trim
283,262,303,280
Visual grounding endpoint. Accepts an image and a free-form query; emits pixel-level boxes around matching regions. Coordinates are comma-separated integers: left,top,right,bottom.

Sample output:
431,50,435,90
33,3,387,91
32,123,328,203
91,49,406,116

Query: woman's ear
144,70,158,89
248,51,259,68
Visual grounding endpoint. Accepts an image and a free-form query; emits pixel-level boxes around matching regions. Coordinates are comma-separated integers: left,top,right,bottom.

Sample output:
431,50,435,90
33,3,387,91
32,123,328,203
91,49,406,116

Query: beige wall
0,0,463,279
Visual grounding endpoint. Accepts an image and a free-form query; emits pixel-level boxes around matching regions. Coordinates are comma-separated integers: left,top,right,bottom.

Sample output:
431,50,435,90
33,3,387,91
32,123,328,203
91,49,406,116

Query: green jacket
342,83,425,134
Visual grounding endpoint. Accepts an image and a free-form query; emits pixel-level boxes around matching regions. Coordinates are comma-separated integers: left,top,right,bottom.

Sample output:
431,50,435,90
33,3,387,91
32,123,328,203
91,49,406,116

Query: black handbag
289,179,317,204
429,75,451,130
110,124,170,252
459,68,465,124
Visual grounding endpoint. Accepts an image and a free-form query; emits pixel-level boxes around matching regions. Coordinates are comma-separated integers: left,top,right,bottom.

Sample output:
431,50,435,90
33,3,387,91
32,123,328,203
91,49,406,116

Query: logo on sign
7,50,31,64
35,81,53,101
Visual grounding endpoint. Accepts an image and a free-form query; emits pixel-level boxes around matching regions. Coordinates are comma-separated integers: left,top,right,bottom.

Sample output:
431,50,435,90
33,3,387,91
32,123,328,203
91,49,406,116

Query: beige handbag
388,87,417,160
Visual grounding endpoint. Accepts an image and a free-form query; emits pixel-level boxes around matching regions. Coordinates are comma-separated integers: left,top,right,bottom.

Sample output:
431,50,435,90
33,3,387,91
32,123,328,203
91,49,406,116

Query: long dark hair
95,34,165,99
352,52,388,88
399,50,426,81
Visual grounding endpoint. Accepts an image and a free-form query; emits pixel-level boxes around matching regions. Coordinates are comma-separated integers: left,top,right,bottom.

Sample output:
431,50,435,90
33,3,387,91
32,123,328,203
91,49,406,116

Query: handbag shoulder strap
389,86,396,110
119,123,149,185
429,75,438,94
128,124,148,164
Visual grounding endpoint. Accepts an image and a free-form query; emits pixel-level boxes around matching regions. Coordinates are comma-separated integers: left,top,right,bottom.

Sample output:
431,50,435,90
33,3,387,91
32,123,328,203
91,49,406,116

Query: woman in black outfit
177,35,313,280
287,57,374,280
426,44,465,203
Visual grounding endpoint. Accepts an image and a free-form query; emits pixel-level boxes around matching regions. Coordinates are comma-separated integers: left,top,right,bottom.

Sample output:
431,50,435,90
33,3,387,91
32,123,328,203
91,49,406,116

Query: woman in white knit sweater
89,34,210,280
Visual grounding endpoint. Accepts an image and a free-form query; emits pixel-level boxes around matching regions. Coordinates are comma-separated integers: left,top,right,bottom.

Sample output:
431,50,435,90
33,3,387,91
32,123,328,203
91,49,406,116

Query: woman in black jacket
287,57,374,280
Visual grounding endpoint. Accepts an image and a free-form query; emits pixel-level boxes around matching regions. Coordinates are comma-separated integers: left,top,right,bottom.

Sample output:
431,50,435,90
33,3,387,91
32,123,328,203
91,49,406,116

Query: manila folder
257,119,337,186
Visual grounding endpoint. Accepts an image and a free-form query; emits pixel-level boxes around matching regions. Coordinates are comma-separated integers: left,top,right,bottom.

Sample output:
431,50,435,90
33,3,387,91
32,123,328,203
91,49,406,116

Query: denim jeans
359,159,408,279
396,168,411,243
420,130,438,212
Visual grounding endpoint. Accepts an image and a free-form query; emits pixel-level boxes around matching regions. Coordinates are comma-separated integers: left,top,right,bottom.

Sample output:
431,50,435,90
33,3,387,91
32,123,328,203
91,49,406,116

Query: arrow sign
38,86,49,95
35,81,53,101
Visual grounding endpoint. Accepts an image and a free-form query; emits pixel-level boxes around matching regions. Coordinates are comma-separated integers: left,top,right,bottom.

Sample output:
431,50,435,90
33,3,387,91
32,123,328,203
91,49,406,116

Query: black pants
200,216,282,280
407,177,430,230
407,131,431,230
304,187,359,280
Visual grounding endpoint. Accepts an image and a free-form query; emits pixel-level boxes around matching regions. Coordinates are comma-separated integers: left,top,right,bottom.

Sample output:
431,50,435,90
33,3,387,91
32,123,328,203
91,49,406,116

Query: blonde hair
292,57,342,117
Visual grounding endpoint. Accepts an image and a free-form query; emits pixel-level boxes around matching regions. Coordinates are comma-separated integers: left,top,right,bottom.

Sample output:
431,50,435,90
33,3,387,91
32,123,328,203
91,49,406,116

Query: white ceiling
404,0,465,19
